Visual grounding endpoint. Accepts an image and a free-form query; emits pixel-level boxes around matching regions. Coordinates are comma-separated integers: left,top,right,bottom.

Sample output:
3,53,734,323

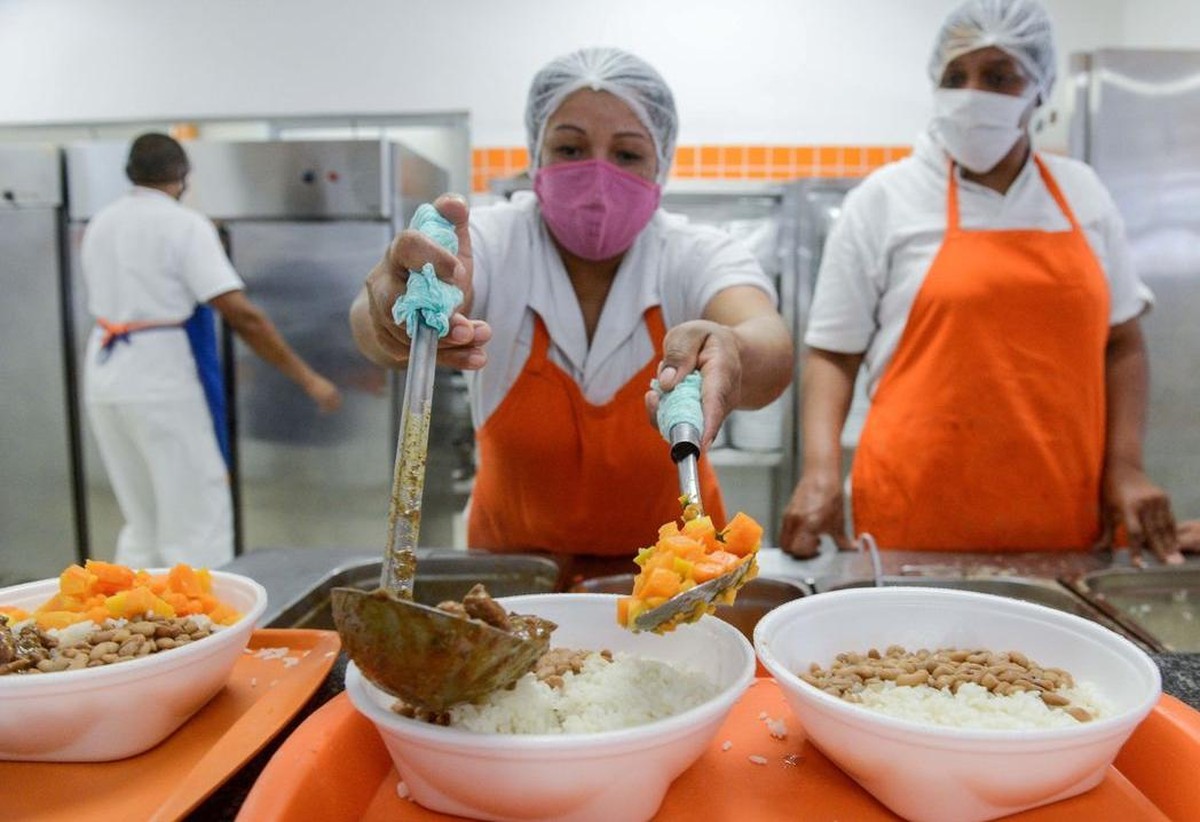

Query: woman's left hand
1099,464,1184,566
644,320,741,449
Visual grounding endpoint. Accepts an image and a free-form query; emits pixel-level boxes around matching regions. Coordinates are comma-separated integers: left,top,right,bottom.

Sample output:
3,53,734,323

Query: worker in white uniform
82,133,343,569
350,48,794,584
779,0,1182,565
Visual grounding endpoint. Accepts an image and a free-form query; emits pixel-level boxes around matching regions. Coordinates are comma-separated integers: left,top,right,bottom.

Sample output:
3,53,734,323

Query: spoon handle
382,322,439,598
670,422,703,518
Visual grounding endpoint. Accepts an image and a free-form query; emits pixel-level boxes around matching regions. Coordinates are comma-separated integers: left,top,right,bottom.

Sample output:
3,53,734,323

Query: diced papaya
641,567,682,600
59,564,98,598
616,596,633,627
168,564,205,598
85,606,111,625
19,560,238,629
691,561,726,583
86,560,136,595
35,610,87,630
107,587,176,620
0,605,30,623
719,511,763,557
36,592,87,614
208,603,241,626
707,550,743,571
659,534,706,562
161,591,190,615
620,510,764,633
680,516,719,551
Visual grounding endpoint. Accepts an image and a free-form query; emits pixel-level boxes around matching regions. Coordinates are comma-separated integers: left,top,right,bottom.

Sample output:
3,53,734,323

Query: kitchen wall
4,0,1196,150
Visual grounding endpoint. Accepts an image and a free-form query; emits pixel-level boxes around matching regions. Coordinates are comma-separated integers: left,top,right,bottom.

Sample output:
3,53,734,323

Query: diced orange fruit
12,560,241,628
86,560,136,595
618,510,763,631
720,512,763,557
59,564,98,598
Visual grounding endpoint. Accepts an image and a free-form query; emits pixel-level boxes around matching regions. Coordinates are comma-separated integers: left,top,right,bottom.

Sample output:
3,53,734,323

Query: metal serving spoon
332,210,553,712
632,419,757,633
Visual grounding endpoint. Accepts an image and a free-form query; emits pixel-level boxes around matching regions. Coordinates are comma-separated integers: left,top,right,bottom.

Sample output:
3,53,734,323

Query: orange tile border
468,144,914,192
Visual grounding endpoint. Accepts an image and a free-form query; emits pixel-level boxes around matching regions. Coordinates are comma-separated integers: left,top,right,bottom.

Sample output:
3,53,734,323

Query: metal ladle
632,420,757,633
332,247,552,713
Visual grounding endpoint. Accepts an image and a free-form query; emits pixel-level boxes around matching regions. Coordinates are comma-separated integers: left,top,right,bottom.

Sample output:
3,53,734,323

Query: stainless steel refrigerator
1070,49,1200,520
0,145,86,583
65,139,467,557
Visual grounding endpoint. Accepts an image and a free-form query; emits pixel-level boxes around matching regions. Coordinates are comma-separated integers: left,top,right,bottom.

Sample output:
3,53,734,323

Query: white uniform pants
86,398,233,568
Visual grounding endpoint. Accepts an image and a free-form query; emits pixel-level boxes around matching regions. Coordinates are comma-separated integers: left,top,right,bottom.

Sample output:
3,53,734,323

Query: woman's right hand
779,468,853,558
353,194,491,370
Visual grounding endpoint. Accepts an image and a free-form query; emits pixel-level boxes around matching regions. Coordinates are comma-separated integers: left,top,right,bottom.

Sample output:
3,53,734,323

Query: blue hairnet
929,0,1058,96
525,47,678,183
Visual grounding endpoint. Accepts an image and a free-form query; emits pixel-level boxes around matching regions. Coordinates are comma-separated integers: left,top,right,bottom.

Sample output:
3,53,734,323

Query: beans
798,645,1092,722
895,670,930,687
1066,707,1094,723
129,621,158,637
89,642,120,661
118,638,143,657
0,614,221,677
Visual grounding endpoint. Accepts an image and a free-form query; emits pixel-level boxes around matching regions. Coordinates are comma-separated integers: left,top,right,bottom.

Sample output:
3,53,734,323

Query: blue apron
97,305,230,468
182,305,231,468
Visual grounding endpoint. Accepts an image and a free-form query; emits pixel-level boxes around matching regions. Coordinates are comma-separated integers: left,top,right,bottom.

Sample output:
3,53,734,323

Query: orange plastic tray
0,628,341,822
238,679,1200,822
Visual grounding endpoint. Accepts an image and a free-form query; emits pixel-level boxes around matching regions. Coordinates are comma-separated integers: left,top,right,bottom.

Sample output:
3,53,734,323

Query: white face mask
931,88,1035,174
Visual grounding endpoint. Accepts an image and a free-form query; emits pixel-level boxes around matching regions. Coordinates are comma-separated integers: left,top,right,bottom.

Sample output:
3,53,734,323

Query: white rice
447,653,717,734
851,680,1113,730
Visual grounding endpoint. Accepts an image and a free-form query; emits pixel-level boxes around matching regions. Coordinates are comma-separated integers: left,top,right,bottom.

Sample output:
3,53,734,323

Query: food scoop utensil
633,420,755,633
332,214,552,712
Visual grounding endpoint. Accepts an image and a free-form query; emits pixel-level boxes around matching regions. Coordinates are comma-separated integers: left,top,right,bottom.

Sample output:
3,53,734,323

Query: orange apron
851,156,1110,551
469,306,726,558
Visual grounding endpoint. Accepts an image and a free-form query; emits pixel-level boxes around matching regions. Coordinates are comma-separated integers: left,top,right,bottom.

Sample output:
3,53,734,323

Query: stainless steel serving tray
817,575,1148,648
1067,565,1200,653
267,553,560,631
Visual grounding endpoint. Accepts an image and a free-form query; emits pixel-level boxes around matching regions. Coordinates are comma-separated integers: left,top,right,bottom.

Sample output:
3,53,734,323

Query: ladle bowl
331,587,553,712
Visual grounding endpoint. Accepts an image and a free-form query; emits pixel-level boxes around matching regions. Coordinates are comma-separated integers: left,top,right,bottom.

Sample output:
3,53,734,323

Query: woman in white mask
780,0,1183,564
350,48,793,584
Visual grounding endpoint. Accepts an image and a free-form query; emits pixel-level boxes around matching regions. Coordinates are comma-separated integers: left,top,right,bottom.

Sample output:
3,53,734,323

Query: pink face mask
533,159,661,261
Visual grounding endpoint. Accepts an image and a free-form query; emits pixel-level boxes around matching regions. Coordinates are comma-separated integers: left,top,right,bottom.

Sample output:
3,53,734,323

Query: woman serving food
351,47,793,582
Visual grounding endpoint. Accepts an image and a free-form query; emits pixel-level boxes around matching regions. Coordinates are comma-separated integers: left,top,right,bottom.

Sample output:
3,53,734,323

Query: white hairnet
525,47,678,183
929,0,1058,96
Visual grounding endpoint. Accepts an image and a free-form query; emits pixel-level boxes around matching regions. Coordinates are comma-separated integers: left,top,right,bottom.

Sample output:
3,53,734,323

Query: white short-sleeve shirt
82,187,244,403
804,130,1152,398
464,192,778,428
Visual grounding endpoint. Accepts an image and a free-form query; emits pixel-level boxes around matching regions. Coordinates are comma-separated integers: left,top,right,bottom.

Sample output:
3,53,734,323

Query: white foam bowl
0,569,267,761
753,587,1161,822
344,592,755,822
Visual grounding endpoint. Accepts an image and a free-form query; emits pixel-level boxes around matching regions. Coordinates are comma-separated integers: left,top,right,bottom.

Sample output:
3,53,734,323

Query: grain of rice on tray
397,651,718,734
